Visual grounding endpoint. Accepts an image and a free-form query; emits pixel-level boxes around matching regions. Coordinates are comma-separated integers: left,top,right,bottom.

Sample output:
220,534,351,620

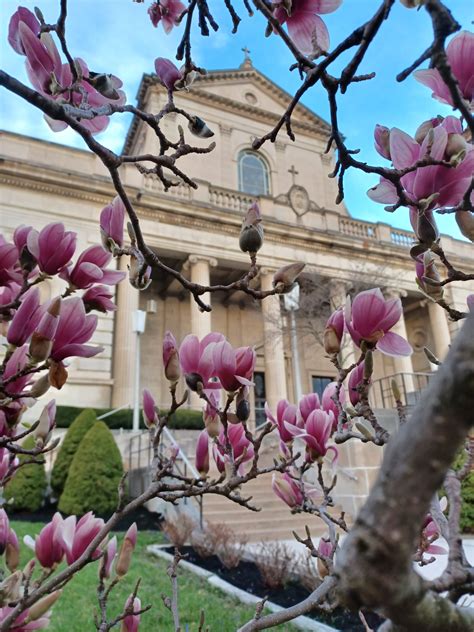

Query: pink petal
389,128,420,170
287,13,329,55
376,331,412,357
367,178,398,204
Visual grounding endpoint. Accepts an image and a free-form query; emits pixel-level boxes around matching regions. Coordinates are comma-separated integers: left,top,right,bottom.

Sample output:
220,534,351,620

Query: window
311,376,332,400
238,151,270,196
254,371,266,427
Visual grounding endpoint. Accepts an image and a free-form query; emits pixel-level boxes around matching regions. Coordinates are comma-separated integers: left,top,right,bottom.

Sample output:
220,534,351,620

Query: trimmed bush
58,421,124,516
55,405,203,430
455,451,474,534
51,408,97,498
5,436,47,512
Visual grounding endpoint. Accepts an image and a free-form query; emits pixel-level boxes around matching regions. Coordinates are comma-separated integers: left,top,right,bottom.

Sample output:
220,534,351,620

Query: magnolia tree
0,0,473,630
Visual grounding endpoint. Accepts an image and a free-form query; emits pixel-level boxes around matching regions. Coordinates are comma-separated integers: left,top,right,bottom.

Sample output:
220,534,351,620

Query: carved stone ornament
275,185,320,217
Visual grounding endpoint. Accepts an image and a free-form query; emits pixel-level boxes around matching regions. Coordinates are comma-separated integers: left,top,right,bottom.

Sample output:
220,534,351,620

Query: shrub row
55,405,203,430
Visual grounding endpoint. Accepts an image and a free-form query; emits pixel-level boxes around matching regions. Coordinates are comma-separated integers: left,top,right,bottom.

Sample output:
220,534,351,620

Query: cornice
1,160,472,273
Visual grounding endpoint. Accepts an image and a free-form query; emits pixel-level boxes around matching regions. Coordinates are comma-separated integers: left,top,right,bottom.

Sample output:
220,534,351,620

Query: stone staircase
201,469,338,542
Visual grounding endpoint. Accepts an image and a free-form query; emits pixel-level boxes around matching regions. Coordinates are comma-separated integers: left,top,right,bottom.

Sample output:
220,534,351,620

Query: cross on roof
288,164,299,184
242,46,251,60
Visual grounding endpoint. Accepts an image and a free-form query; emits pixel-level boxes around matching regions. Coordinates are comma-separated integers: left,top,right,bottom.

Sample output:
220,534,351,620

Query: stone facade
1,60,473,518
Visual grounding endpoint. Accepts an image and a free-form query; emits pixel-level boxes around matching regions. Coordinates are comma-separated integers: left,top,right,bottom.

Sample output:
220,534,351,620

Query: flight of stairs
201,470,339,542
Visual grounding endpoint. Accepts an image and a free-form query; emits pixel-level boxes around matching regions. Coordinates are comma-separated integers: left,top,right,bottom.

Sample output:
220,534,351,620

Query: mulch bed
10,502,163,532
163,545,384,631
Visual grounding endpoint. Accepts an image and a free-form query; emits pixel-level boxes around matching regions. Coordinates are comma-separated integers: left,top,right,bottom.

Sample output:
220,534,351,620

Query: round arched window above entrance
238,151,270,196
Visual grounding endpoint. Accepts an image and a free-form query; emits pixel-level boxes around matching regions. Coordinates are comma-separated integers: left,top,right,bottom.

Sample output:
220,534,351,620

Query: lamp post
283,284,302,402
132,309,147,431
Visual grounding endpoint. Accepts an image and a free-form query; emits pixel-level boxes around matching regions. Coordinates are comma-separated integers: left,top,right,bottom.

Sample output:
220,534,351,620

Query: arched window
238,151,270,196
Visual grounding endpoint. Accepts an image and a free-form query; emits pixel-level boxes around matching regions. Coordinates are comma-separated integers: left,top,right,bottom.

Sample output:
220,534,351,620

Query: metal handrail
128,426,203,527
369,371,433,409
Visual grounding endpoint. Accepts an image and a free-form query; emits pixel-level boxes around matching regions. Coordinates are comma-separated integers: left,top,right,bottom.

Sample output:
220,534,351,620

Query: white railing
209,185,255,212
391,230,415,248
143,174,193,200
339,217,377,240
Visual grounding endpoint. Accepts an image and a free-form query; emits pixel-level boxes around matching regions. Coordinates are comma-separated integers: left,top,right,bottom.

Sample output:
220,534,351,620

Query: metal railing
128,426,203,527
370,372,433,410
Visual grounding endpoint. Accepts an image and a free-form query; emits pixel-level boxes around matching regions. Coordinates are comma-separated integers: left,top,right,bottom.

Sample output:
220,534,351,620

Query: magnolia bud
34,401,56,447
188,116,214,138
240,203,264,254
6,530,20,573
391,379,401,402
49,360,68,390
399,0,425,7
455,211,474,243
317,558,329,579
226,412,241,425
414,116,443,144
29,297,61,363
195,430,210,476
272,262,305,291
88,72,121,100
323,326,341,355
355,419,375,439
27,590,62,622
445,133,468,165
129,256,152,290
185,372,204,393
115,524,137,577
29,374,51,398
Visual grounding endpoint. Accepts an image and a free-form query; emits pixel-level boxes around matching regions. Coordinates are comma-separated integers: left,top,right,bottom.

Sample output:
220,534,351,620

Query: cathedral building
1,55,473,423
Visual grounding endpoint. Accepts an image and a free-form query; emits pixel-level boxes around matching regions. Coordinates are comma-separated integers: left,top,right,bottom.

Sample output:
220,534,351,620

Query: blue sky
1,0,472,239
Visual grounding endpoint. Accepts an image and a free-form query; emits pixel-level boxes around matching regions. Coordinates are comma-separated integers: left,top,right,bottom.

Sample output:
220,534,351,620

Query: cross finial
242,46,251,60
288,164,299,185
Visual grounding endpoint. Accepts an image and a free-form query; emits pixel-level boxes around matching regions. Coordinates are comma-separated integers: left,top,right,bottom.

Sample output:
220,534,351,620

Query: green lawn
12,521,297,631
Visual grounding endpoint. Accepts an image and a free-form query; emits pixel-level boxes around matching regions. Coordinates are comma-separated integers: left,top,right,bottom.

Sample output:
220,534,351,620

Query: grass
11,521,298,631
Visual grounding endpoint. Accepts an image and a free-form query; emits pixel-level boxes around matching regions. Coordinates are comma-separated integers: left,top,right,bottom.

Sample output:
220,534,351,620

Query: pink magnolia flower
203,391,220,437
0,509,10,555
101,536,118,579
121,595,141,632
345,288,412,357
298,392,321,424
82,285,116,313
0,282,21,312
272,472,304,508
213,423,254,473
50,297,103,362
0,606,51,631
368,116,474,214
374,124,391,160
162,331,180,383
4,345,31,396
142,389,158,427
13,225,36,271
0,236,21,286
27,223,76,276
273,0,342,56
7,288,43,347
415,31,474,107
8,6,40,54
265,399,299,443
285,409,337,463
321,381,345,427
154,57,183,91
179,333,224,391
148,0,186,33
100,197,125,252
29,297,61,363
17,21,62,94
212,340,256,392
195,429,210,476
421,515,448,556
347,361,366,406
318,537,333,558
24,513,75,569
60,245,125,290
65,512,105,565
0,447,19,481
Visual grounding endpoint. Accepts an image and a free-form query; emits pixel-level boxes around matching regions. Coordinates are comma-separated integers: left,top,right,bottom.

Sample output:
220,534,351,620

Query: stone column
260,268,288,411
112,258,139,408
384,288,415,397
427,301,451,361
328,279,356,367
183,255,218,408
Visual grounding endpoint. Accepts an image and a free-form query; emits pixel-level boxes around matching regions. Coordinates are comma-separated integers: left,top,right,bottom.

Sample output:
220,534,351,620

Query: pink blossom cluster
1,209,127,437
324,287,412,358
8,7,126,134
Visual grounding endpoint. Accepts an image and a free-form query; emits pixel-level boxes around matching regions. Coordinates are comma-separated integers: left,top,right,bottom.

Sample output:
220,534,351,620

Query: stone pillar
112,258,139,408
184,255,217,408
427,301,451,360
384,288,415,396
328,279,356,367
260,268,288,411
184,255,218,339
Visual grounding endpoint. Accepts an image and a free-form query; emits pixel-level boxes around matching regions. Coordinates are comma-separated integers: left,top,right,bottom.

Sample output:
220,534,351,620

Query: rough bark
336,314,474,631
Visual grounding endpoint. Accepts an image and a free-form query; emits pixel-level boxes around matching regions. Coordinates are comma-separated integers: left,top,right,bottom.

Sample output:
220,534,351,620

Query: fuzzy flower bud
323,308,344,355
162,331,180,383
29,297,61,362
142,389,158,428
239,202,264,255
34,400,56,447
115,523,137,577
272,262,305,292
27,590,62,622
195,430,210,476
